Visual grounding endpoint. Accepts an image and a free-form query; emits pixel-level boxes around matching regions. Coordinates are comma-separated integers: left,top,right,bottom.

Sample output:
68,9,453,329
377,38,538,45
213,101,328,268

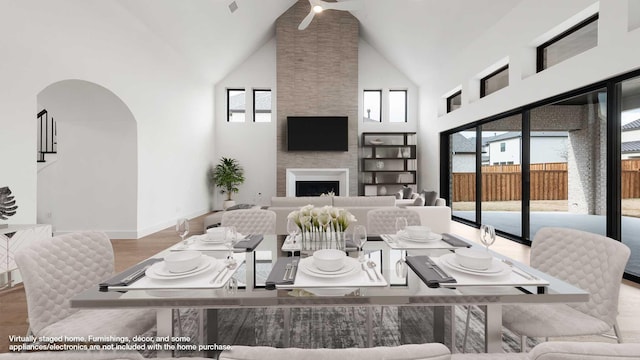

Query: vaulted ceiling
115,0,523,86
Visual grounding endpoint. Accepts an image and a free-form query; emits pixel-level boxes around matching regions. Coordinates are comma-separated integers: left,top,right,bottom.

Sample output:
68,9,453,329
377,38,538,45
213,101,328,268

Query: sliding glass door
450,130,477,223
620,76,640,278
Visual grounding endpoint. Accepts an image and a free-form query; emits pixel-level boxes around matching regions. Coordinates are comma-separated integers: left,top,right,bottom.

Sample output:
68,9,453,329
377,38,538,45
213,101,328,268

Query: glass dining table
70,234,588,356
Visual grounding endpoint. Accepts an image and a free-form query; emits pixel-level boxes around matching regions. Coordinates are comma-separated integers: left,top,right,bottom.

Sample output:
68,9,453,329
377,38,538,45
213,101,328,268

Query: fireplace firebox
295,181,340,197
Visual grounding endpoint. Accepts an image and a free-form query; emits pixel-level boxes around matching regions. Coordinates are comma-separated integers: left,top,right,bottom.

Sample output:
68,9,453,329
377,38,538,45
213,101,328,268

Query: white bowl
206,227,226,241
455,248,492,270
164,250,202,273
313,249,346,272
404,225,432,239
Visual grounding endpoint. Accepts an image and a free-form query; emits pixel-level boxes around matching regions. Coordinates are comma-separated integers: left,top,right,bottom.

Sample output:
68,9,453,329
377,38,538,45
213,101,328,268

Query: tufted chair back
222,209,276,235
15,231,115,335
531,227,630,327
366,208,421,236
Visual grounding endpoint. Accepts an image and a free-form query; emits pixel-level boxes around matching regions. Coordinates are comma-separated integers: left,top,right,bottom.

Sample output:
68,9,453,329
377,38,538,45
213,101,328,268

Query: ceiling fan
298,0,362,30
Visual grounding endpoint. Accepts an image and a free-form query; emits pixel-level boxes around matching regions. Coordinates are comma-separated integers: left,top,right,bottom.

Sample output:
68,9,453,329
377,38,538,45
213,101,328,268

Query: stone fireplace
275,0,359,196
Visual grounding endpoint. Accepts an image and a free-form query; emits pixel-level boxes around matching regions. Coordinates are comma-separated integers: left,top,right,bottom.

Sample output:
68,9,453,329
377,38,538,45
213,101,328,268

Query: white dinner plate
398,232,443,243
146,256,215,280
438,253,510,277
299,257,360,278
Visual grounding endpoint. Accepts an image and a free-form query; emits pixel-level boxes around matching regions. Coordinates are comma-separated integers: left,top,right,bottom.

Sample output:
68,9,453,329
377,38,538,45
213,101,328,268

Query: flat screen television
287,116,348,151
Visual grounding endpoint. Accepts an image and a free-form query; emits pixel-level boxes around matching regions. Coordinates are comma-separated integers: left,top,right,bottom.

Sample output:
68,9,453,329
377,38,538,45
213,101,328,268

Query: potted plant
210,157,245,209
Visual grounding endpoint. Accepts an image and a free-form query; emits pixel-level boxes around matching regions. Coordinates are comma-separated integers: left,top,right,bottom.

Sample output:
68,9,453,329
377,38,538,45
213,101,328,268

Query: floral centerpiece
287,205,356,252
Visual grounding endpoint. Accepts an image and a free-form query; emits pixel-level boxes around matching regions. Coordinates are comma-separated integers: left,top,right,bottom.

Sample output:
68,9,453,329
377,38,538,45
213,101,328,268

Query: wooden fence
453,160,640,202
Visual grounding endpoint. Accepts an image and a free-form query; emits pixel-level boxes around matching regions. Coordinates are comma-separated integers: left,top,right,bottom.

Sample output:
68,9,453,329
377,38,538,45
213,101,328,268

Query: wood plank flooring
1,217,638,353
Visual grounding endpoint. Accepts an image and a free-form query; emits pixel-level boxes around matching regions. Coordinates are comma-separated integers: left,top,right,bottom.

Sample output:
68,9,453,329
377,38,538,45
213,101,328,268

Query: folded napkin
405,255,456,288
265,256,299,290
99,258,163,291
441,233,472,248
234,234,264,252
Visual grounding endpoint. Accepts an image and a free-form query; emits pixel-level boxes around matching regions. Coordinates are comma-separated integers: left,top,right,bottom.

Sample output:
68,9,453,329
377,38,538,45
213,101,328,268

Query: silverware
425,259,450,279
283,264,292,281
288,260,298,280
501,259,538,280
210,265,228,284
122,265,150,284
367,260,381,281
361,263,374,281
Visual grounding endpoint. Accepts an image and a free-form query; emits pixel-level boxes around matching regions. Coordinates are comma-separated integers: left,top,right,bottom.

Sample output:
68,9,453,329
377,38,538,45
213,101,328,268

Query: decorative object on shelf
0,186,18,227
397,148,403,158
369,138,384,145
287,205,355,252
210,157,245,210
403,147,411,158
376,160,385,170
379,186,387,195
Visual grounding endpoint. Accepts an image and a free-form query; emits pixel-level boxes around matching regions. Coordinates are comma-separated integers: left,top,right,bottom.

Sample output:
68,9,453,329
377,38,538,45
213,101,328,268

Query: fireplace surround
286,168,349,197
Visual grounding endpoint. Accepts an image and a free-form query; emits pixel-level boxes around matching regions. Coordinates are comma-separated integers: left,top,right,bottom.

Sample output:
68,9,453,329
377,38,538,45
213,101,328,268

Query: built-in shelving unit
360,132,417,196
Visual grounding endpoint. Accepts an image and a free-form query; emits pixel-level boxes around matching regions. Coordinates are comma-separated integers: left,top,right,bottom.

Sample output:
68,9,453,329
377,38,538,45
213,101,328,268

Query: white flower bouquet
287,205,356,251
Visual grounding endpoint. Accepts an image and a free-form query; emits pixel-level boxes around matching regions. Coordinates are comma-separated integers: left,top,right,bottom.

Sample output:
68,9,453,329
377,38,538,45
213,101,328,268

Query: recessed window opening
447,91,462,113
481,65,509,97
537,14,598,72
227,89,246,122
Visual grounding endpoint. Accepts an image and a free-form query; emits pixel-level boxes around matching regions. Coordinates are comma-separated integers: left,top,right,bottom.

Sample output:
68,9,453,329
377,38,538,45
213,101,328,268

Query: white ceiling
115,0,523,86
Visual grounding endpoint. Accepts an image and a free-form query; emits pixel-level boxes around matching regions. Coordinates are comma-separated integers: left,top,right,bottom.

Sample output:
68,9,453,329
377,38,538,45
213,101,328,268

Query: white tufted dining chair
15,231,155,339
500,227,630,351
366,208,421,236
221,209,276,235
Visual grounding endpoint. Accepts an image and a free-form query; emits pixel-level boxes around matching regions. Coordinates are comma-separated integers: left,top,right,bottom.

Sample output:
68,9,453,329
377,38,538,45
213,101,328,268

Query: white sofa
216,342,640,360
268,196,451,235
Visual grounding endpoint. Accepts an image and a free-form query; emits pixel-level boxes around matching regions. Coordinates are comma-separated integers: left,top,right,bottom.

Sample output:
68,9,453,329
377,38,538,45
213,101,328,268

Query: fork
283,263,292,281
361,263,374,281
501,259,538,280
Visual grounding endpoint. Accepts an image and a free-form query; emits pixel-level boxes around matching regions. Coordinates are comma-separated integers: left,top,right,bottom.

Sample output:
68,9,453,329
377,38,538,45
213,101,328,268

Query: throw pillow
402,186,413,199
413,195,425,206
395,191,403,200
421,190,438,206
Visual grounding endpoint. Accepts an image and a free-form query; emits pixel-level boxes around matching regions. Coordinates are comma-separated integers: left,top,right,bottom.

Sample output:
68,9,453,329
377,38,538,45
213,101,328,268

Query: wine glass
395,217,408,235
480,224,496,251
176,218,190,246
353,225,367,262
286,217,300,244
224,226,238,263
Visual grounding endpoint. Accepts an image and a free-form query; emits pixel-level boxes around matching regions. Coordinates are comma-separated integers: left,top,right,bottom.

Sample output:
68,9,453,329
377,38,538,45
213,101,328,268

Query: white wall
359,39,419,134
0,0,212,236
214,39,278,209
489,138,521,165
37,80,137,238
531,137,569,164
419,0,640,192
622,129,640,142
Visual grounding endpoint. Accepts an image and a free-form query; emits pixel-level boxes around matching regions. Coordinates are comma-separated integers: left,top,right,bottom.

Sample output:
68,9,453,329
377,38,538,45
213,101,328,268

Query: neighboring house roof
622,119,640,131
451,133,476,154
483,131,567,144
622,140,640,153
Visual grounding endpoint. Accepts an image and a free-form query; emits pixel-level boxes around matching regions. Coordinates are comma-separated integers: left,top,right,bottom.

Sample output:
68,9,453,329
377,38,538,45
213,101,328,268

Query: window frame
227,88,246,123
389,89,408,123
447,91,462,113
536,14,599,73
480,65,509,98
363,89,382,122
252,88,272,123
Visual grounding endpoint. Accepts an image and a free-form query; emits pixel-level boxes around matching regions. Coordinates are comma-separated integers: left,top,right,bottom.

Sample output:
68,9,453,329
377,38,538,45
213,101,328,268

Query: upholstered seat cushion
218,344,451,360
528,341,640,360
37,308,156,339
502,303,611,338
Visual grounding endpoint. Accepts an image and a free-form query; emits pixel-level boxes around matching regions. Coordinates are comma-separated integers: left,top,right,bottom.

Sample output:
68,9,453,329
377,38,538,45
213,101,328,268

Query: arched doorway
37,80,138,238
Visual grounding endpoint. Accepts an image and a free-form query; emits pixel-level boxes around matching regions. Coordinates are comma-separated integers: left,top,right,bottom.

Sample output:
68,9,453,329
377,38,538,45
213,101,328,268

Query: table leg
246,251,255,291
206,309,218,358
366,307,373,347
484,304,502,353
283,308,291,347
433,306,445,343
156,309,173,358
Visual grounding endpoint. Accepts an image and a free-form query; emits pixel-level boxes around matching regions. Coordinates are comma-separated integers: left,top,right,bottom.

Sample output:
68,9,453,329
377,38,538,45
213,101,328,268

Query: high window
253,89,272,123
537,14,598,72
363,90,382,122
389,90,407,123
481,65,509,97
447,91,462,113
227,89,246,122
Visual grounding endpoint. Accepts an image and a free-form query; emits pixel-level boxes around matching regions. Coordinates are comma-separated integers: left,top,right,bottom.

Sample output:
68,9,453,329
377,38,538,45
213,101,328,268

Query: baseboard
137,208,210,239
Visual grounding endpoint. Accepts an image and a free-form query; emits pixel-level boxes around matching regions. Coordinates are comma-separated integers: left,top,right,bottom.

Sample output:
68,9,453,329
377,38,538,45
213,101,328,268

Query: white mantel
286,168,349,197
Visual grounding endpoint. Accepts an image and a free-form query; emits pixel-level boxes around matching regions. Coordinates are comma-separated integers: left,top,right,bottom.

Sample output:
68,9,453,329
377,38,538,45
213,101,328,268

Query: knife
288,260,298,281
